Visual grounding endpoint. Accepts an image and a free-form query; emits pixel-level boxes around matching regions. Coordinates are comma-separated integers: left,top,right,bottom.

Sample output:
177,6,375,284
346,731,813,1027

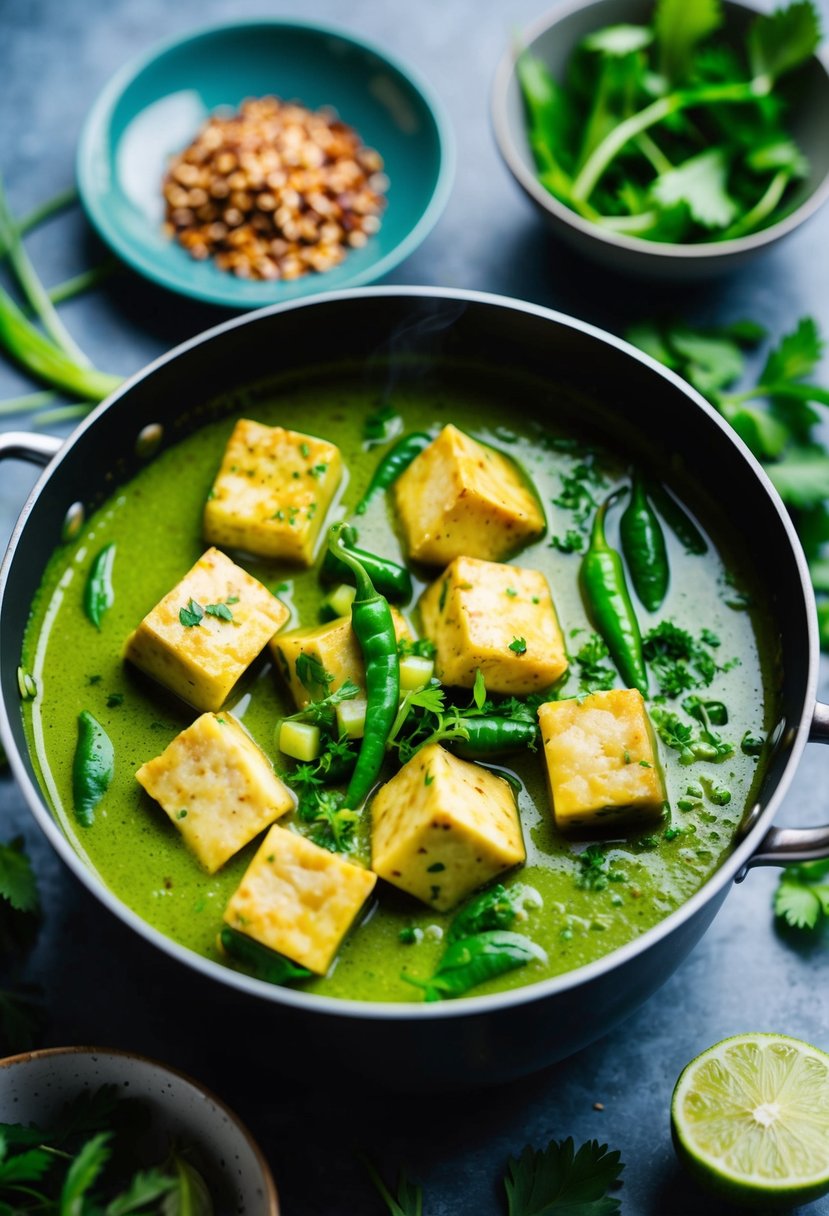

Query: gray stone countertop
2,0,829,1212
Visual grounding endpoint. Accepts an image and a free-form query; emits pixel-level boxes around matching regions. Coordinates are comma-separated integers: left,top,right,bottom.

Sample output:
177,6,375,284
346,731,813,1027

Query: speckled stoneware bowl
0,1047,279,1215
492,0,829,280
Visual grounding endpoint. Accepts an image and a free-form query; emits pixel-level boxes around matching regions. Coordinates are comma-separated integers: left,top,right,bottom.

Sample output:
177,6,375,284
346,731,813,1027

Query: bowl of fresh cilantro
0,1046,279,1214
492,0,829,278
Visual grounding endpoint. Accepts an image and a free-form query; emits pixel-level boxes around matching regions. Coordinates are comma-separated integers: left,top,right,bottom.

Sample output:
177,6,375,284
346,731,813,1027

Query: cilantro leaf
576,635,616,693
364,1160,423,1216
0,839,38,914
504,1136,624,1216
767,449,829,508
654,0,722,82
60,1132,111,1209
204,601,233,622
283,678,360,727
748,1,822,85
0,1145,52,1184
651,148,738,230
178,598,204,628
666,326,744,394
161,1153,213,1216
295,653,335,699
760,316,824,388
105,1169,178,1214
774,860,829,930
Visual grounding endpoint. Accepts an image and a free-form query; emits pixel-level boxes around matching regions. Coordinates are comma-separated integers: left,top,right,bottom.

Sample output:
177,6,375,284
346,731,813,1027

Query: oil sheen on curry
22,365,772,1003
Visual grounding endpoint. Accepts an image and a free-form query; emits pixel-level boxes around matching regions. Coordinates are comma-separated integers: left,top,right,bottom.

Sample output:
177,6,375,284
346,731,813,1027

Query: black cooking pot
2,288,827,1089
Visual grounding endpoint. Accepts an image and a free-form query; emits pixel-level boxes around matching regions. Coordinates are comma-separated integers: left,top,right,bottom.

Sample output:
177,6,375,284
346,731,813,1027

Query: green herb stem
0,389,59,417
48,260,117,306
719,169,792,240
571,81,762,203
16,186,77,238
0,282,122,401
0,178,89,366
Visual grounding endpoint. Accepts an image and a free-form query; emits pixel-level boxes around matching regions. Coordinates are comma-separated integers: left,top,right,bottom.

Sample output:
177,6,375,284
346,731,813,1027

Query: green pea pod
645,479,708,556
619,476,669,612
402,930,547,1002
328,523,400,809
580,492,649,695
354,431,431,515
83,542,116,629
447,883,540,943
219,927,311,986
72,710,114,826
445,716,538,759
321,538,412,604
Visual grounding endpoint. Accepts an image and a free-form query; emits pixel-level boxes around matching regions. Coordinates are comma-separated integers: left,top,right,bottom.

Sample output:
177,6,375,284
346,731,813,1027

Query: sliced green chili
328,523,400,809
580,491,649,695
219,927,311,986
321,527,412,603
620,476,669,612
646,479,708,555
354,431,431,514
72,710,114,826
83,542,116,630
402,930,546,1001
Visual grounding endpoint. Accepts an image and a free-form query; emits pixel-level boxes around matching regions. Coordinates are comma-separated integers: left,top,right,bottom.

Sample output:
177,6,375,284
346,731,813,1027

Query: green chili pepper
328,523,400,809
619,476,669,612
83,542,116,630
443,716,538,759
219,927,311,985
580,491,649,695
72,710,114,827
321,528,412,603
447,882,540,943
402,930,546,1002
646,479,708,555
354,431,431,515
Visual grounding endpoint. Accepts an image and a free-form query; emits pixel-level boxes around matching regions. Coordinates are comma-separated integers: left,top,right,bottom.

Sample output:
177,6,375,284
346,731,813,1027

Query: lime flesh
671,1033,829,1209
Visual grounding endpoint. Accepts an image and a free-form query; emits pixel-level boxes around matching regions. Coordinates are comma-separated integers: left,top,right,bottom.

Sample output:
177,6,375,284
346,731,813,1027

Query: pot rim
0,285,819,1020
491,0,829,263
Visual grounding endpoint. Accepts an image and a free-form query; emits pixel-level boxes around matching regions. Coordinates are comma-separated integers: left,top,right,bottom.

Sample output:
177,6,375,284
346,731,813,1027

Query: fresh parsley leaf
104,1168,178,1214
504,1136,624,1216
0,1145,52,1184
762,316,824,387
509,637,528,655
204,601,233,622
283,678,360,728
178,599,204,628
60,1131,112,1209
576,635,616,693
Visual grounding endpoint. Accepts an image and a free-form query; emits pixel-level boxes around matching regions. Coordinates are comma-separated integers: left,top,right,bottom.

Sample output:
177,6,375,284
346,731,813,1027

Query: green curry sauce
21,364,772,1002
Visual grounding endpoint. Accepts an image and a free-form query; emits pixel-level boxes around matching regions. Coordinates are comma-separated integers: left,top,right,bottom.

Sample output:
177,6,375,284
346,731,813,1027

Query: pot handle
745,701,829,868
0,431,62,466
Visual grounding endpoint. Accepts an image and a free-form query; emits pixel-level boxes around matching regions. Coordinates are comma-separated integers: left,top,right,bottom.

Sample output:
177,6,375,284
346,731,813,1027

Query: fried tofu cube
538,689,667,831
124,547,288,711
224,825,376,974
371,744,525,912
419,556,567,695
203,419,342,566
272,609,411,710
135,712,293,873
393,424,545,565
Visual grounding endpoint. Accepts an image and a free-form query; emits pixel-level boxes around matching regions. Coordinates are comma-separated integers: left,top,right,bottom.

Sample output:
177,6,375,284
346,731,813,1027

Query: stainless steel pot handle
746,701,829,868
0,431,62,466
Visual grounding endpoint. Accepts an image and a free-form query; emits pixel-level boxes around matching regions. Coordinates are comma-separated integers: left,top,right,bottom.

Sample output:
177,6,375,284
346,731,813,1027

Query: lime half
671,1033,829,1209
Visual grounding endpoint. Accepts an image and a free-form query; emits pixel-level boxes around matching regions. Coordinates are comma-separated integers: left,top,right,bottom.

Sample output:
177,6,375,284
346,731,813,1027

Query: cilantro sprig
628,317,829,645
774,860,829,930
517,0,821,243
367,1136,624,1215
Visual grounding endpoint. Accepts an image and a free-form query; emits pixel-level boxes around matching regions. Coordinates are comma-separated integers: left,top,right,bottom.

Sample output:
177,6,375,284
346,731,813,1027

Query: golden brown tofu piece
538,689,667,831
393,424,545,565
123,547,288,711
224,825,376,974
371,744,525,911
203,419,342,566
419,556,567,695
271,608,411,710
136,712,293,873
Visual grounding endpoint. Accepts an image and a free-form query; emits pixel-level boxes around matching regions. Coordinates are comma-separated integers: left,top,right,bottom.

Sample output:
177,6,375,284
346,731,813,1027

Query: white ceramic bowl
0,1047,279,1215
492,0,829,280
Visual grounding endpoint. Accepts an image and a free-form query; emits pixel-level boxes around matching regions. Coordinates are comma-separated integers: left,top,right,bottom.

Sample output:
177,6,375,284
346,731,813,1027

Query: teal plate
77,19,454,308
